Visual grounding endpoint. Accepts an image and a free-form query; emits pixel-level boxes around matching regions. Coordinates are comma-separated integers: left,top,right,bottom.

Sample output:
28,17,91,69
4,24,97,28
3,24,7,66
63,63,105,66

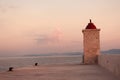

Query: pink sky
0,0,120,56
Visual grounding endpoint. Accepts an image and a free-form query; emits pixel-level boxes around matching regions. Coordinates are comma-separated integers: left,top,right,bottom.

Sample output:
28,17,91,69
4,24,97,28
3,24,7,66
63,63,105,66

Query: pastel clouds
0,0,120,56
34,28,63,44
0,3,18,13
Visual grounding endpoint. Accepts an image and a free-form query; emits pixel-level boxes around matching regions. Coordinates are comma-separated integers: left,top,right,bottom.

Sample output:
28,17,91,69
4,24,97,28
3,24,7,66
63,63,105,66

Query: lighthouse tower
82,20,100,64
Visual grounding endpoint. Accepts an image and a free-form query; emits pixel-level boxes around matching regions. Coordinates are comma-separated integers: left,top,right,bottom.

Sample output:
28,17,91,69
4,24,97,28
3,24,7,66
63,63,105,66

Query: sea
0,55,82,72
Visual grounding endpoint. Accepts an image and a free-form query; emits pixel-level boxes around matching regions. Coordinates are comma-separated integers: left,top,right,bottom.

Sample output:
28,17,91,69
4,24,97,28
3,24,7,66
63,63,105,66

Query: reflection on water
0,55,82,72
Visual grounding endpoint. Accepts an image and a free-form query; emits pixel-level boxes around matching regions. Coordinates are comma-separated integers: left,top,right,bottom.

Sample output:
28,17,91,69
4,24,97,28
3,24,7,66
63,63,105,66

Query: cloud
0,5,6,13
33,28,63,44
0,4,18,13
34,35,50,44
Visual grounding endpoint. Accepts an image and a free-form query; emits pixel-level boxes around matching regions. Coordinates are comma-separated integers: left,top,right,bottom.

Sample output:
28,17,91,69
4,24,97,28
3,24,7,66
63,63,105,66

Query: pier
0,64,119,80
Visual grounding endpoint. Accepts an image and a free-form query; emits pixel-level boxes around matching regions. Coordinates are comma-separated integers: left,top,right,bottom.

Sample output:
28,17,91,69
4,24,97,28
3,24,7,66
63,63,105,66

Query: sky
0,0,120,56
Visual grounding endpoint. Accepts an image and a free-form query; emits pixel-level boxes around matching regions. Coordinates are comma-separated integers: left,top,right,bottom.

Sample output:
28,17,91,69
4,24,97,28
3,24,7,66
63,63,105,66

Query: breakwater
98,54,120,78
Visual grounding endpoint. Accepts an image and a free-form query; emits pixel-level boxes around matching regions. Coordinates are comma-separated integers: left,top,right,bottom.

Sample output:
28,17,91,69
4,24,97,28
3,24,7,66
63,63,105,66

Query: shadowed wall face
82,21,100,64
98,54,120,78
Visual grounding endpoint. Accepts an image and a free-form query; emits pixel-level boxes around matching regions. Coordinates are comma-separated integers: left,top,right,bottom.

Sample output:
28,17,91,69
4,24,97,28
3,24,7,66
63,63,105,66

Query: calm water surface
0,55,82,72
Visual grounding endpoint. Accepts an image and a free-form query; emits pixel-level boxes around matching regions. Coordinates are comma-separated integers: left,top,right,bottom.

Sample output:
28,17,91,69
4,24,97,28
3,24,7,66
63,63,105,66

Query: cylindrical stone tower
82,20,100,64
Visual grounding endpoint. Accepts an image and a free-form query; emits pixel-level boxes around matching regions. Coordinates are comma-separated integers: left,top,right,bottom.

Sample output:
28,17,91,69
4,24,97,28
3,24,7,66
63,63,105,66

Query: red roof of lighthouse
86,19,96,29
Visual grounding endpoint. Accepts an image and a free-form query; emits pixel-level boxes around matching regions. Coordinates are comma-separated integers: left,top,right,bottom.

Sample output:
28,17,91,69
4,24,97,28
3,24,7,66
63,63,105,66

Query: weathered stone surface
82,29,100,64
0,64,119,80
98,54,120,79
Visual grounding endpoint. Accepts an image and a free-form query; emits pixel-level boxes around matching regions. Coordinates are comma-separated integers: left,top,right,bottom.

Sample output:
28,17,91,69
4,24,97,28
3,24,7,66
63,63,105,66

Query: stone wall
82,29,100,64
98,54,120,78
